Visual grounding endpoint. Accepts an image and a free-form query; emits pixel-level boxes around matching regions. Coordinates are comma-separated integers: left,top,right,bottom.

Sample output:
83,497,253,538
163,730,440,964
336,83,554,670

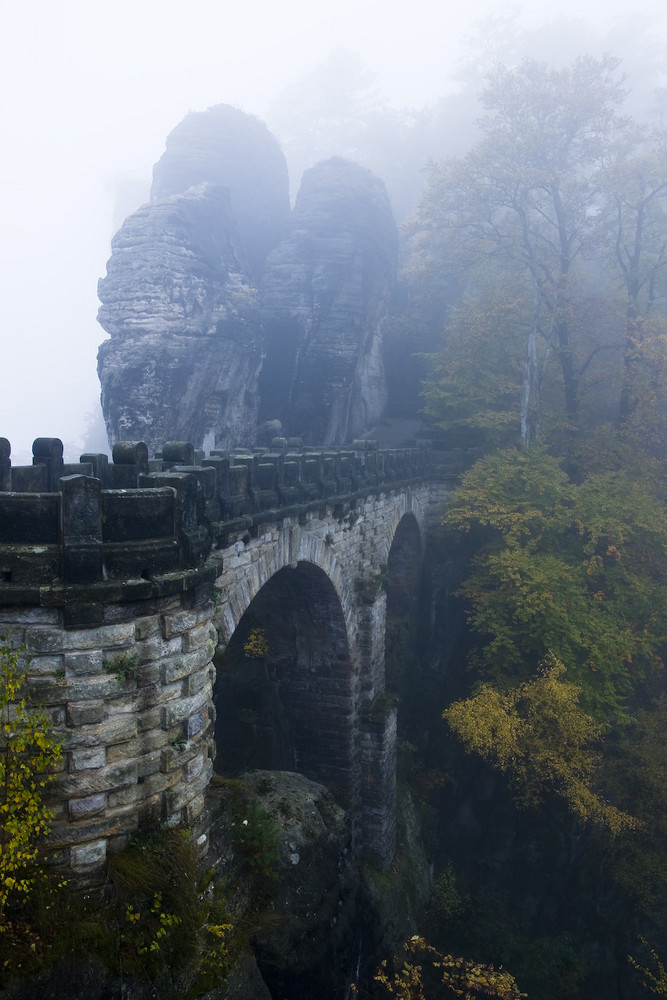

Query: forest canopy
412,55,667,450
396,48,667,999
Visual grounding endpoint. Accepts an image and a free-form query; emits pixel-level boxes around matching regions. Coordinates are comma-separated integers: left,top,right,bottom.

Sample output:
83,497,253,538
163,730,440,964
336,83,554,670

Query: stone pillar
59,475,103,585
0,438,10,492
356,589,387,706
148,472,210,567
162,441,196,468
111,441,149,488
80,453,111,488
360,705,397,869
202,454,231,497
222,464,251,519
32,437,64,491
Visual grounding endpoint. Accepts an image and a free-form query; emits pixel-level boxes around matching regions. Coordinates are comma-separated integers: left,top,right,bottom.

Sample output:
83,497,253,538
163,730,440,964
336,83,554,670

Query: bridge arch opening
385,512,423,617
213,561,356,804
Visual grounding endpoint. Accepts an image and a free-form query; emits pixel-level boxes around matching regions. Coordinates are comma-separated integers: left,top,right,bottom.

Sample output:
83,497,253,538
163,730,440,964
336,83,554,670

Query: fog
1,0,665,463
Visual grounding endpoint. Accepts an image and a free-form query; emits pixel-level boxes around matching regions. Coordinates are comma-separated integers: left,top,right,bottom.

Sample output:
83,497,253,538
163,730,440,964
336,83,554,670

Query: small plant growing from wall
103,653,139,683
0,636,63,931
243,628,269,659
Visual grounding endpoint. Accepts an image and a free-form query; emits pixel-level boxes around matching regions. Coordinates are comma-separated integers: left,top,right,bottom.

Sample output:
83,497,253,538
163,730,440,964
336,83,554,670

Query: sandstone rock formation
98,112,397,454
97,105,289,455
150,104,290,282
260,158,398,444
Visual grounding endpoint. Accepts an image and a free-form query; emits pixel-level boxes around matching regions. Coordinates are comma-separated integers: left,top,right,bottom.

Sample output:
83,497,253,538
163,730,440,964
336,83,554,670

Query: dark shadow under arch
213,561,355,804
385,512,423,617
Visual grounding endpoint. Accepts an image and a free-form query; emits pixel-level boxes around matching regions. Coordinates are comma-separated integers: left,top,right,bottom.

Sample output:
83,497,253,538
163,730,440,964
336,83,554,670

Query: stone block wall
0,589,216,878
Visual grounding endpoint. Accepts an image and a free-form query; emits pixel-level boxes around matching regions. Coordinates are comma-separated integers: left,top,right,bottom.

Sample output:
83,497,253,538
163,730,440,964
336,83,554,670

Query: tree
0,637,62,930
599,121,667,429
605,695,667,917
374,936,525,1000
422,279,526,448
444,654,633,833
443,447,666,723
410,55,629,441
629,939,667,996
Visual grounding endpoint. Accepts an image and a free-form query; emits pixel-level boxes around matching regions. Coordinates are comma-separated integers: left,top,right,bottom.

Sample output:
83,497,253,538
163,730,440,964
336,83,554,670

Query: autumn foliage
0,638,62,930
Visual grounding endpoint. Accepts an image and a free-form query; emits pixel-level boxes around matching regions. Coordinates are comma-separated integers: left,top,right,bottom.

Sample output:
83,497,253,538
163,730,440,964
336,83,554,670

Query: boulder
210,770,362,1000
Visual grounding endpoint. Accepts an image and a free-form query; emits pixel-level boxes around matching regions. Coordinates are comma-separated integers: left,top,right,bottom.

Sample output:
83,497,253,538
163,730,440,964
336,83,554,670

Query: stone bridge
0,436,457,878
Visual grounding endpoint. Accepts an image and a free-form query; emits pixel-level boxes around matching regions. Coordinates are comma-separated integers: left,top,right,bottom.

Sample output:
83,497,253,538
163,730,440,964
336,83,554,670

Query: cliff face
259,158,397,445
97,112,397,454
98,185,265,454
97,106,289,455
150,104,290,283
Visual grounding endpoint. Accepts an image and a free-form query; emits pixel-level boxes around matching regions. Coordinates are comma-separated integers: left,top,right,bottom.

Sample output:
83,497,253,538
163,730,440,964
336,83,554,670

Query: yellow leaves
124,892,182,957
443,655,636,833
207,922,232,939
445,685,521,772
628,939,667,996
243,627,270,659
374,936,526,1000
0,637,63,925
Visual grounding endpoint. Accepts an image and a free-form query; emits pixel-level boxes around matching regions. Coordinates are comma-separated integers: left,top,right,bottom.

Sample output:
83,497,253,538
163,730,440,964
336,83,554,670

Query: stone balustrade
0,436,433,597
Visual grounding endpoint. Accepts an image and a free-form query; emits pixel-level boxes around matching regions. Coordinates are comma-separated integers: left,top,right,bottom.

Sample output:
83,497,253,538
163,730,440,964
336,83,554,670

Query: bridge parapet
0,436,436,597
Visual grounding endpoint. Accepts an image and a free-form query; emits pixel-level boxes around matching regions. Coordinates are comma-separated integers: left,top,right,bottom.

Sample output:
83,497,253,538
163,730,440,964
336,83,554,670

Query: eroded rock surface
97,187,265,454
97,106,289,455
212,769,361,1000
97,113,397,454
260,158,398,444
151,105,290,282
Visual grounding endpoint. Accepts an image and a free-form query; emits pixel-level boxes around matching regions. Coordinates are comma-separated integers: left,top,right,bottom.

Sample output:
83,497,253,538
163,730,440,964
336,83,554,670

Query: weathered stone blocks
70,838,107,868
64,650,104,677
2,582,219,876
68,792,107,820
69,747,106,772
25,622,135,654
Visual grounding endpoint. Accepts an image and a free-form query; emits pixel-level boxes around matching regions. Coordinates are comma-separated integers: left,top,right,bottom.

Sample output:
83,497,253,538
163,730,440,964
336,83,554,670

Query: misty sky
1,0,665,463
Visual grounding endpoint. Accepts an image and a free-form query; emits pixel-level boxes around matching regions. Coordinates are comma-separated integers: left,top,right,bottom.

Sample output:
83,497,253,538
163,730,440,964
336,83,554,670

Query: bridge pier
360,706,397,869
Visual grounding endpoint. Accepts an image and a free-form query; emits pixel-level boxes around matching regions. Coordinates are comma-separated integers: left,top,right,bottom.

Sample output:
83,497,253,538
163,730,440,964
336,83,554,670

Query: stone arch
385,509,424,617
213,559,358,805
214,526,356,650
